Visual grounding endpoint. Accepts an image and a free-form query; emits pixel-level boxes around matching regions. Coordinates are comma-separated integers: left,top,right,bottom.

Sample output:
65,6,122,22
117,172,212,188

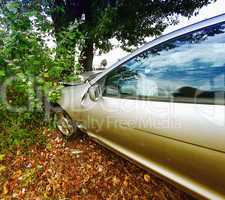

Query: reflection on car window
104,22,225,104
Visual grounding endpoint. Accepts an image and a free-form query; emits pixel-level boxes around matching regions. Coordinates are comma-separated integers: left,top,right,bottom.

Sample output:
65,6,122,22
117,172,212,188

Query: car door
80,21,225,199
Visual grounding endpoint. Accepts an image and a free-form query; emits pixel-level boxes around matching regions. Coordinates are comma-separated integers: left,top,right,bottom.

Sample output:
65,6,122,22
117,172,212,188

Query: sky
93,0,225,69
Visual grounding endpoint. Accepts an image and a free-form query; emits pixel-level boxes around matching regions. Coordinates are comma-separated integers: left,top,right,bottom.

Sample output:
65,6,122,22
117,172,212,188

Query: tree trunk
79,40,94,72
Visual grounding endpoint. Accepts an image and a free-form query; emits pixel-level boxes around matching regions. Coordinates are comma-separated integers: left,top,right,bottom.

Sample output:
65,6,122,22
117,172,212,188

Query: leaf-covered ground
0,129,195,199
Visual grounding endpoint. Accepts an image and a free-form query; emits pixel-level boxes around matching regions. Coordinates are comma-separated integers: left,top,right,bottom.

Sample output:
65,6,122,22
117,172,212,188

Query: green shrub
0,1,82,152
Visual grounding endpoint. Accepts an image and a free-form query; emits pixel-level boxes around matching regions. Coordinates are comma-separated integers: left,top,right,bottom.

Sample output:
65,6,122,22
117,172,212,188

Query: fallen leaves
144,174,151,183
3,181,9,195
21,168,36,187
0,130,194,200
0,165,6,175
122,175,129,187
112,176,120,186
71,149,83,155
0,154,5,161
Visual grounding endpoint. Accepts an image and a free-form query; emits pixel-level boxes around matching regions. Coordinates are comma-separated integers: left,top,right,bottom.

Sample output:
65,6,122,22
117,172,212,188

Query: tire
55,110,78,137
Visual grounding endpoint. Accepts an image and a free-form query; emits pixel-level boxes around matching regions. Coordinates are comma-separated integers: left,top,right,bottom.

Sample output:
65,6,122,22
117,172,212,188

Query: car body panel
75,95,225,199
58,83,89,120
79,70,103,82
83,97,225,153
58,14,225,200
62,70,104,86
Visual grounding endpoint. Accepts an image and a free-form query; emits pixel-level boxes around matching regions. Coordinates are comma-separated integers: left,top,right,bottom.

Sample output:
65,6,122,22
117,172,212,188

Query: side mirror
89,85,102,102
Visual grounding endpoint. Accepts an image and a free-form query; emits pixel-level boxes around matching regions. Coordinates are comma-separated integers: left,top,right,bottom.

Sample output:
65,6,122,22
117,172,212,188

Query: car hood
61,70,103,87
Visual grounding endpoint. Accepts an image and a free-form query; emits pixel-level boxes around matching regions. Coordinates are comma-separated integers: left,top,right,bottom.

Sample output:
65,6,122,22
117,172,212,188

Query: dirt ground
0,129,195,200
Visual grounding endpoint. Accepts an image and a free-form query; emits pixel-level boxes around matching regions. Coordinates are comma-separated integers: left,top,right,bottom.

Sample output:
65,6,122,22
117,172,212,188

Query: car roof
91,13,225,85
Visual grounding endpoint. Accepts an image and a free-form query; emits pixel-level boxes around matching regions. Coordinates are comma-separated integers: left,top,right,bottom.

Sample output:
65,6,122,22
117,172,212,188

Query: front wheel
55,110,78,137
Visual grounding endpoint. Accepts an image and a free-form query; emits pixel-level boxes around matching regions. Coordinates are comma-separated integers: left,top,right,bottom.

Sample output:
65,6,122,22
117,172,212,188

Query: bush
0,1,82,152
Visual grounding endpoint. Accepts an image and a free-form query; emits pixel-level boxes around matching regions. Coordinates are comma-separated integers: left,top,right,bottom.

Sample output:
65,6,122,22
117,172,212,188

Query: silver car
54,14,225,200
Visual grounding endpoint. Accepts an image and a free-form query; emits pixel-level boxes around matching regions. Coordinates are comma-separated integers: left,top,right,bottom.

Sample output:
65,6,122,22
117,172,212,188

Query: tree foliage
0,0,217,71
48,0,217,70
0,1,82,150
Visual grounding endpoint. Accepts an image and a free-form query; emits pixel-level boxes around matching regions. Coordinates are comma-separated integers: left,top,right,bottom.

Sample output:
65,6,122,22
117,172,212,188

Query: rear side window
104,22,225,104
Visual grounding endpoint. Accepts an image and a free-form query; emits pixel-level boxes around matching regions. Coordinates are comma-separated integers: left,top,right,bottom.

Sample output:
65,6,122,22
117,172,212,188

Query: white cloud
146,43,225,70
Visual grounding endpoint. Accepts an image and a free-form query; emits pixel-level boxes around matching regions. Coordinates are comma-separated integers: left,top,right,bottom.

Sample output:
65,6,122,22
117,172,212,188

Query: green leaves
6,2,20,13
0,70,6,77
0,0,82,152
0,3,81,103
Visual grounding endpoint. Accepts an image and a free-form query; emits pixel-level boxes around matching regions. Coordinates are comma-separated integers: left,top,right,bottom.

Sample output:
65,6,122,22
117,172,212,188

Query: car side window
103,22,225,104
